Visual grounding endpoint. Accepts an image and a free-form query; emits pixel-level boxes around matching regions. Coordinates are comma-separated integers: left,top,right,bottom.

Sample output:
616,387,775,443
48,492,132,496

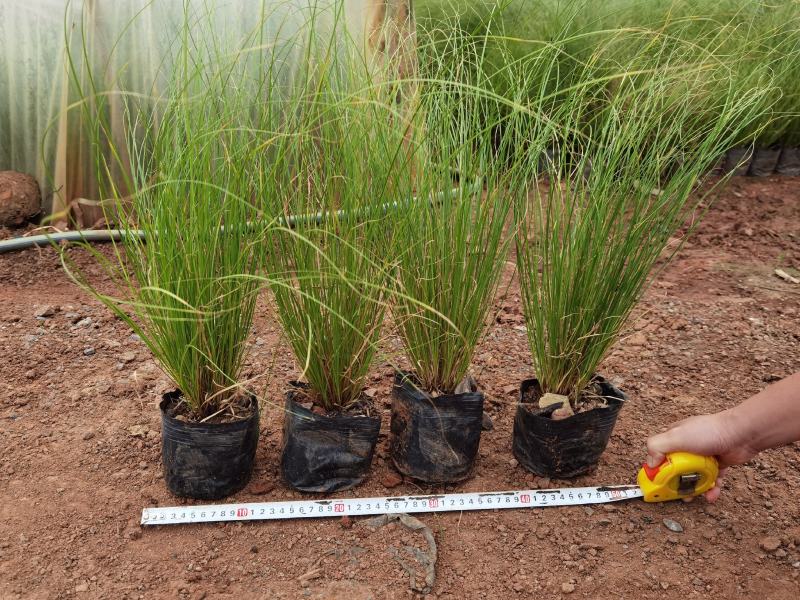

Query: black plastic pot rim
284,380,374,421
517,375,625,418
393,369,479,399
159,389,258,429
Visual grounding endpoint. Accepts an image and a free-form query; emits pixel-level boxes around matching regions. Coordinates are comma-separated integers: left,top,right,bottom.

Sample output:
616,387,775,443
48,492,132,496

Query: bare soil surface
1,176,799,599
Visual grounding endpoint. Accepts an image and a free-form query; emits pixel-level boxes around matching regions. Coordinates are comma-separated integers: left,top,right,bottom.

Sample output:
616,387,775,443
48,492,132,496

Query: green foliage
256,23,414,411
514,47,774,403
63,12,271,420
417,0,800,148
390,27,556,394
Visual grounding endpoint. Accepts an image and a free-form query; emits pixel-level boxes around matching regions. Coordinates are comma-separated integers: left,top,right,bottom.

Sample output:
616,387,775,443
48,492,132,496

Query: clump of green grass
514,37,774,405
63,13,272,421
390,26,557,395
257,22,415,412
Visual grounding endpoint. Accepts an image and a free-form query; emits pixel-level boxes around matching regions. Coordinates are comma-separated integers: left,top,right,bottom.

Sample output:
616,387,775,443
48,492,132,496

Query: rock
627,331,647,346
82,431,95,441
83,347,96,356
363,388,378,398
481,412,494,431
120,352,137,363
775,549,787,558
509,458,518,468
74,582,89,593
539,392,568,409
759,536,781,552
561,582,576,594
75,317,93,328
125,528,142,540
381,471,403,489
128,424,148,438
663,518,683,533
248,481,275,495
0,171,40,226
502,384,519,395
34,305,57,318
552,405,574,420
340,516,353,529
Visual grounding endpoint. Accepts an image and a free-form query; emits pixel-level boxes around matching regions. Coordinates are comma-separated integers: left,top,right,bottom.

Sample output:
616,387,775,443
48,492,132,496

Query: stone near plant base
0,171,40,226
539,392,569,409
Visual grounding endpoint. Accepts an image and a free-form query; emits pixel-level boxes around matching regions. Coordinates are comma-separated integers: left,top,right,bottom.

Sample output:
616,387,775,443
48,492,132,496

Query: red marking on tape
520,494,531,503
334,503,345,513
236,508,248,517
428,499,439,508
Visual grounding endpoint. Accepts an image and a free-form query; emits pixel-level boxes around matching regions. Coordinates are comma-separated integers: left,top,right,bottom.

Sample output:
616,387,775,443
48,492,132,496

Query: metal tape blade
141,485,643,526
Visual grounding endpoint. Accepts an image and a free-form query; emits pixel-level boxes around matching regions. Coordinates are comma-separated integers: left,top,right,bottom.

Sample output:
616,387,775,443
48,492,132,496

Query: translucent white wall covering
0,0,415,220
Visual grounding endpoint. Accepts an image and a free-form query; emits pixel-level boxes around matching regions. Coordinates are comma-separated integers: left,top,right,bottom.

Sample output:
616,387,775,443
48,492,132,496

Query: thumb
646,429,677,467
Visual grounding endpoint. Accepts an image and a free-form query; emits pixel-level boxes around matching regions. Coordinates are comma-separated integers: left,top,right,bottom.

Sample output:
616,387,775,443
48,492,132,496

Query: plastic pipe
0,184,476,255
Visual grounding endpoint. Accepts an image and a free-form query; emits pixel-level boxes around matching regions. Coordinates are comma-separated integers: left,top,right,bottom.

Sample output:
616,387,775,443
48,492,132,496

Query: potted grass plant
258,40,414,493
388,31,553,484
63,28,270,499
511,51,773,478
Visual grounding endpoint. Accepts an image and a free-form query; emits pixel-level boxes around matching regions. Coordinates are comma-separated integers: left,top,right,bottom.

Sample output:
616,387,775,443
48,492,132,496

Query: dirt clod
759,537,782,552
0,171,40,226
380,471,403,488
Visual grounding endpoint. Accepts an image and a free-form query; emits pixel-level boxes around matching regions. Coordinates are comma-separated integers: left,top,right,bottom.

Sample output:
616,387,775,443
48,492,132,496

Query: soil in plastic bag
777,147,800,176
512,376,624,478
280,382,381,493
721,146,752,176
390,371,484,483
748,146,781,177
160,390,259,500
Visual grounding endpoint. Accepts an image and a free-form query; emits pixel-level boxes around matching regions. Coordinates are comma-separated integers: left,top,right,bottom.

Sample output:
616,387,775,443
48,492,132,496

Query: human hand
645,411,758,502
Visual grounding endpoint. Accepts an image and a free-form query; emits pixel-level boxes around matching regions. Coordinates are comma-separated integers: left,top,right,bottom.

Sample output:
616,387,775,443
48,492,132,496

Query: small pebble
82,431,95,441
561,582,575,594
83,347,96,356
381,471,403,489
34,305,57,318
662,518,683,533
759,536,781,552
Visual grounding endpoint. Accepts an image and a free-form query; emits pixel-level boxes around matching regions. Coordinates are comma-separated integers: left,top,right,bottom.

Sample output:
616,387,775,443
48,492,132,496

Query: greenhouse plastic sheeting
0,0,414,221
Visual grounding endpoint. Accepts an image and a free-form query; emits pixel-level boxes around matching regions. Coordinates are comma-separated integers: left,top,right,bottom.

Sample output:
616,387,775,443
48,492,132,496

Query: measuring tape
141,484,644,526
141,453,719,526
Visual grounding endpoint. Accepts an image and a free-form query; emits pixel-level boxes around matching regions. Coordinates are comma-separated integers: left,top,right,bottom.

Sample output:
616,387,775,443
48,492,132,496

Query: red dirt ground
1,176,799,599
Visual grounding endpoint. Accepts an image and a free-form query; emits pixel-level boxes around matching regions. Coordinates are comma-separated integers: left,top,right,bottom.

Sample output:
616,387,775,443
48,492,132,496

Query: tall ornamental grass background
513,36,775,404
415,0,800,152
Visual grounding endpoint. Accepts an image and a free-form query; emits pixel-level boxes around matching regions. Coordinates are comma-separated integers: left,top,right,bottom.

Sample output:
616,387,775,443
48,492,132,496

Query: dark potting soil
290,386,377,419
164,390,256,424
520,378,614,416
